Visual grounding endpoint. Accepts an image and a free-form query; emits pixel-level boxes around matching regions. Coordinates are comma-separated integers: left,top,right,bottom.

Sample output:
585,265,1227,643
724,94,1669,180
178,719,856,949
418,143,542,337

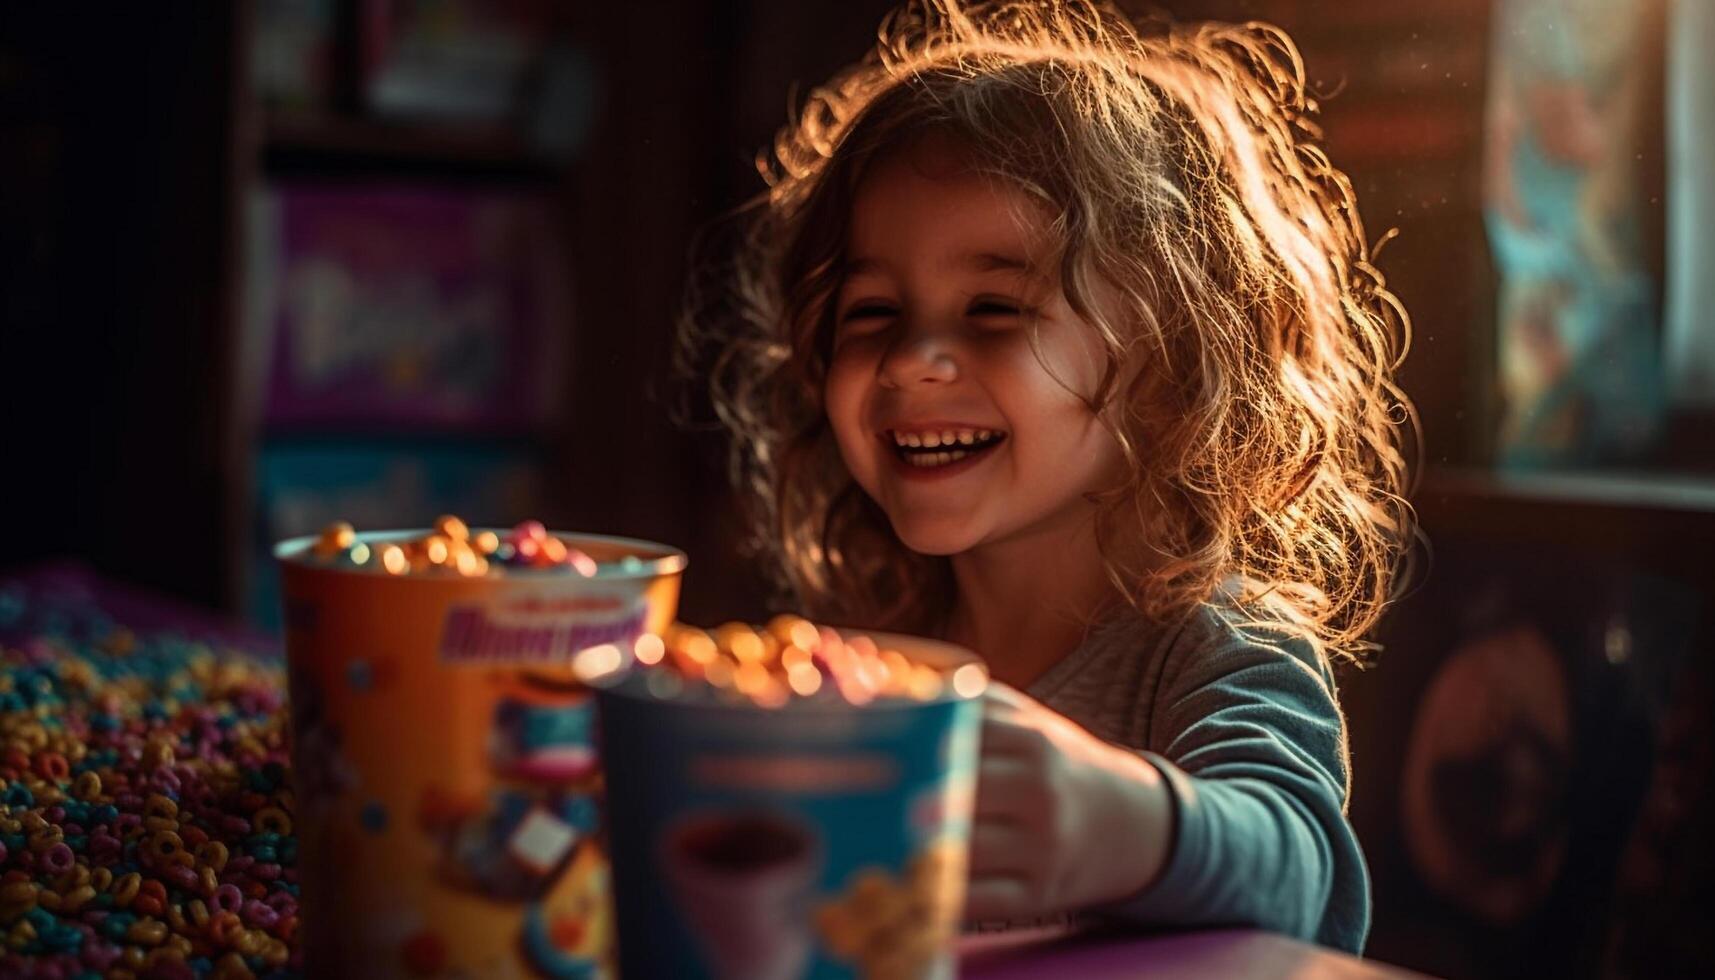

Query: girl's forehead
876,130,977,181
846,140,1056,270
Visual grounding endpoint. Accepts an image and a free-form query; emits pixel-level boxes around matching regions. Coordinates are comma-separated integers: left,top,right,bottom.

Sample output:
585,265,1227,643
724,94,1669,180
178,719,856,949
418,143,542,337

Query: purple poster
251,184,569,432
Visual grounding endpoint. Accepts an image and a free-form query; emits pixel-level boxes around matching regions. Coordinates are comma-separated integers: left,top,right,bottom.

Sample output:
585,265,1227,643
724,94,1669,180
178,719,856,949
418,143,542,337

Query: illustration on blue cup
663,808,823,980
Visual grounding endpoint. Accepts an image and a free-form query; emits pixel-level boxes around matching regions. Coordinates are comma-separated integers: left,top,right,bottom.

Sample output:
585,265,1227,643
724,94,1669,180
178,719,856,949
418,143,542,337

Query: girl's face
825,138,1126,557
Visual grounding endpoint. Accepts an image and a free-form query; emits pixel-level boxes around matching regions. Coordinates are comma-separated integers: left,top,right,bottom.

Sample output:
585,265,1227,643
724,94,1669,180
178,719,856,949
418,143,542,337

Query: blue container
595,634,983,980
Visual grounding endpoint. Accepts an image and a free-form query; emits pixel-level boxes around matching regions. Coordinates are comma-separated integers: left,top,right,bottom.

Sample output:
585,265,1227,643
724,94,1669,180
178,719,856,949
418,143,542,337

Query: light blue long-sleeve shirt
1028,601,1370,953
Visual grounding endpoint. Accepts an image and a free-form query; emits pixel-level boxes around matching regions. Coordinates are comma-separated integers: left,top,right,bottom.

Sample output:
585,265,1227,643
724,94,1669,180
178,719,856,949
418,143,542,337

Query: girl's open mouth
886,427,1008,470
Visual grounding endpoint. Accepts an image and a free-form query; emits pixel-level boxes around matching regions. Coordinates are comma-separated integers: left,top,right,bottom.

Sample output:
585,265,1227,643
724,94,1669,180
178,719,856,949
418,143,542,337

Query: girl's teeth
906,449,971,467
888,428,1006,457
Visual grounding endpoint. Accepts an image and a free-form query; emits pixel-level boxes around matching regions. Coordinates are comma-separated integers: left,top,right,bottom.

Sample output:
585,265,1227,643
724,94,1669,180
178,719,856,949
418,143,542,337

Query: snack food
277,519,685,979
593,620,984,980
303,518,612,578
0,591,299,979
628,620,986,714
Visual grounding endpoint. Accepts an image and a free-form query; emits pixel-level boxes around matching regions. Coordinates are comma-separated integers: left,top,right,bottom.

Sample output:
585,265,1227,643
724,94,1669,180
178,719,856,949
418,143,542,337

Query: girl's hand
965,682,1172,922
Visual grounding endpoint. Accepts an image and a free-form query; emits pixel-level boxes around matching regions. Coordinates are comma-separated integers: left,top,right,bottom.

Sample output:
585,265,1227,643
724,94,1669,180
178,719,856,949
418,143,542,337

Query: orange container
276,530,686,979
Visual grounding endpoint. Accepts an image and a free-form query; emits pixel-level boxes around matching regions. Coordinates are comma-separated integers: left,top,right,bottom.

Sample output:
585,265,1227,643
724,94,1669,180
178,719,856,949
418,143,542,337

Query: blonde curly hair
683,0,1419,664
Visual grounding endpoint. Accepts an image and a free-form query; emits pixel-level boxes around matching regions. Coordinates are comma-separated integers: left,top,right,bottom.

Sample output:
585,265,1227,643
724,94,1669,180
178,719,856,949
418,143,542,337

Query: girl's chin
887,516,986,557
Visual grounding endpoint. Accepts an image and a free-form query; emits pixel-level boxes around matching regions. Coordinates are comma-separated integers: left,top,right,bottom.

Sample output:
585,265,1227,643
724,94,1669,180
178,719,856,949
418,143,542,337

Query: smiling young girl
686,0,1416,953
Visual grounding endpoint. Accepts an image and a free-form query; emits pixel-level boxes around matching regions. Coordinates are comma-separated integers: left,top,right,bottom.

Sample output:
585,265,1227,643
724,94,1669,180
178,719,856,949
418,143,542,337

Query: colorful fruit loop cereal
0,580,299,980
606,618,989,711
305,518,607,578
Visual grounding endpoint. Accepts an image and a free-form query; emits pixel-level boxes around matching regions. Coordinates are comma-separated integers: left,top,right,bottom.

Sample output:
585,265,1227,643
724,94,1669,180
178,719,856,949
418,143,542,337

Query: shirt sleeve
1100,612,1371,953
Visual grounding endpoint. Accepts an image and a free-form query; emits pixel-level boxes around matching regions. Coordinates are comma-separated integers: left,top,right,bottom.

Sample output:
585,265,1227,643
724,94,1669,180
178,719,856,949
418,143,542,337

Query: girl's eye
837,303,897,329
968,299,1023,318
842,303,896,321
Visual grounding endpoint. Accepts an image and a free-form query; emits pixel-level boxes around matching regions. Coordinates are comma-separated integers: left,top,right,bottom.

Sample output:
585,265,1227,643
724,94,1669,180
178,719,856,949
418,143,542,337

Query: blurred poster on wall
361,0,551,123
248,183,569,432
254,0,335,110
1483,0,1666,466
1664,0,1715,408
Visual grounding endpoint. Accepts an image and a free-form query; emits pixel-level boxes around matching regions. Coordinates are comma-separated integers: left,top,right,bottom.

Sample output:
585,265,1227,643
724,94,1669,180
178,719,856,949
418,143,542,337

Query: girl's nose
877,330,958,389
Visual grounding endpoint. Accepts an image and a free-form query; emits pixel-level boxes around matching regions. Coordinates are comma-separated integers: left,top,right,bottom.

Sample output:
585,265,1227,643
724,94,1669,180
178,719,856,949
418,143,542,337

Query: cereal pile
0,579,299,980
618,618,988,710
306,518,619,578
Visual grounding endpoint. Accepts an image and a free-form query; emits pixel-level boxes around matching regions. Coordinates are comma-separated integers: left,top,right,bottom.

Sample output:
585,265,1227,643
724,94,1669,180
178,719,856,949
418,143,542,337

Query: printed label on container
438,594,648,665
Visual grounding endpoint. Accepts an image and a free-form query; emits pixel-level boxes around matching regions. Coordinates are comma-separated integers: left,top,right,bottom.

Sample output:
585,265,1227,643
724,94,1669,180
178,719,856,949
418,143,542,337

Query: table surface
960,926,1432,979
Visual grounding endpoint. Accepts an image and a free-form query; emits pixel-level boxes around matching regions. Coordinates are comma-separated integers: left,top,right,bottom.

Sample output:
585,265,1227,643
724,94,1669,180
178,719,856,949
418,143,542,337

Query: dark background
1,2,1710,976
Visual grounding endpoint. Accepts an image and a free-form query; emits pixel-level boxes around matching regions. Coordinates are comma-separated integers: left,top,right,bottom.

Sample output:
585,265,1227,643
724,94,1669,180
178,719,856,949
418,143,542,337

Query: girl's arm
966,618,1368,952
1111,622,1368,952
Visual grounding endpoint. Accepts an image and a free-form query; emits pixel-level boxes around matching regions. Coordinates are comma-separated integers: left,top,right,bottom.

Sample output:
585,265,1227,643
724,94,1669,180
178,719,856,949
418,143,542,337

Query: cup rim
593,628,987,710
274,529,689,581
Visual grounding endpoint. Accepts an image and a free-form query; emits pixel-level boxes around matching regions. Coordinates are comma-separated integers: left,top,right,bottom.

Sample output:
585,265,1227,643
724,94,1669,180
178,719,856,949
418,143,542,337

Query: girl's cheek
1009,323,1109,409
823,358,871,444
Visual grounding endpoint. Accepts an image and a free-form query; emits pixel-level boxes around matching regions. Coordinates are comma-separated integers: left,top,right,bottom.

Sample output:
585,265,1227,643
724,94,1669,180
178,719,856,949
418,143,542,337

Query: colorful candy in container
587,618,987,980
276,519,686,979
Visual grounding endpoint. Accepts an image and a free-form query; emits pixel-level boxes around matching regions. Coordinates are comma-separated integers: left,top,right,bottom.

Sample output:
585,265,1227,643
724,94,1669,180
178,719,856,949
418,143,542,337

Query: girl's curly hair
681,0,1420,664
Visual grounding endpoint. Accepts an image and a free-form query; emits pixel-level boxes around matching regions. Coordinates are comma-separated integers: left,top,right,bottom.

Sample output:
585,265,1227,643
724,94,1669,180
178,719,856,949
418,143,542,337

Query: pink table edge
959,926,1435,979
